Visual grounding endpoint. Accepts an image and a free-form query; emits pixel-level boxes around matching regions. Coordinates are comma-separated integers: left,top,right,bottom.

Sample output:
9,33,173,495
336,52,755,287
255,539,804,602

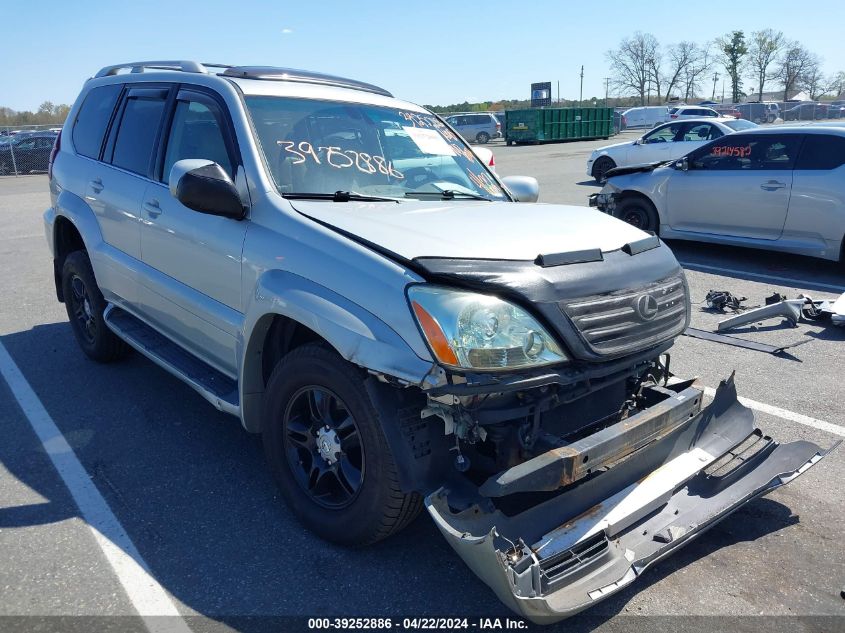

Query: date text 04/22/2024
306,617,529,630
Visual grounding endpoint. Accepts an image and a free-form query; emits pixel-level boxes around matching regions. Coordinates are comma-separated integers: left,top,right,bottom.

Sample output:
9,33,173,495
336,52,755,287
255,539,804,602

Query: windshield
724,119,758,131
245,96,507,201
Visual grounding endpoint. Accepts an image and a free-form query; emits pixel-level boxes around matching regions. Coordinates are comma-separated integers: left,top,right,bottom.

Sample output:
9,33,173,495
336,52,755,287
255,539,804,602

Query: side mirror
674,157,689,172
169,159,246,220
501,175,539,202
634,138,643,145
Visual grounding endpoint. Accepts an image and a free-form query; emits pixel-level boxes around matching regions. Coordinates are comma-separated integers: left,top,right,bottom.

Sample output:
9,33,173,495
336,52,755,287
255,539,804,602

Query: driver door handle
760,180,787,191
143,199,162,217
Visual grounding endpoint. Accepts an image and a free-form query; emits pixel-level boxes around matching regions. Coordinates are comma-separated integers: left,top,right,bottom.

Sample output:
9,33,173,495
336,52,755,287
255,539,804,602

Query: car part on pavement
704,290,748,313
683,327,812,356
717,299,805,331
427,375,837,623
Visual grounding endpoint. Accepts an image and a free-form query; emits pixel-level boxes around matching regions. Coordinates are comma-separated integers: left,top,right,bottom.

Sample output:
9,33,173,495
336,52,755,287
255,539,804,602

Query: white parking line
679,261,845,294
701,386,845,438
0,341,191,633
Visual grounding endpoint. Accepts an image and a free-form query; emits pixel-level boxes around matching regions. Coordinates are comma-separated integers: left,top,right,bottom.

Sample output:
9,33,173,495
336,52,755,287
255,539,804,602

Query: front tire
613,196,659,233
61,251,129,362
262,343,422,546
592,156,616,183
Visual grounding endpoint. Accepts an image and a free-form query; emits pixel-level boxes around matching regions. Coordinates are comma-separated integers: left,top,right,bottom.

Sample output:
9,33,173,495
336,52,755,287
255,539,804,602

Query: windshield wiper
283,191,400,203
404,189,491,201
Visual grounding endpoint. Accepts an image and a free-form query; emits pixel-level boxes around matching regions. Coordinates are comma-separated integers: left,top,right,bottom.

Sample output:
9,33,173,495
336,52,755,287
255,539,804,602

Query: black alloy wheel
282,385,364,509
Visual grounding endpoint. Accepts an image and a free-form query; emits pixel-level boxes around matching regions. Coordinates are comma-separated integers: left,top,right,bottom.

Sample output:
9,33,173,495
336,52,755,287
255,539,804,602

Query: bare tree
775,41,814,100
606,32,660,106
716,31,748,103
828,71,845,97
800,57,827,100
685,45,714,100
662,42,700,101
747,29,784,100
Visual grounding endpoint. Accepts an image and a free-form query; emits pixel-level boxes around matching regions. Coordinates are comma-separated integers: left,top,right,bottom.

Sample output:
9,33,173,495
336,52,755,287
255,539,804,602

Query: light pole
579,65,584,107
711,72,719,100
604,77,610,107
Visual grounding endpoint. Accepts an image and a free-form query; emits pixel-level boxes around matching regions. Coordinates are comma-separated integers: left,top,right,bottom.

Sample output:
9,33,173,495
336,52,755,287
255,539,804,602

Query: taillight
488,153,495,168
48,129,61,180
622,115,627,126
670,114,678,119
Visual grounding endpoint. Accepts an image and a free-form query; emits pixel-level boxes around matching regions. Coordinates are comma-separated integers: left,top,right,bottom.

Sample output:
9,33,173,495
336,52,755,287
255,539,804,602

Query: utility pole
711,72,719,100
604,77,610,107
721,79,725,103
579,65,584,107
557,80,560,105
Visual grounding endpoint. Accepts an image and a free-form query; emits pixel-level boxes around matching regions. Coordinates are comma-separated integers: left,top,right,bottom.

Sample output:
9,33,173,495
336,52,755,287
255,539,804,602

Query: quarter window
72,84,122,160
111,94,167,176
690,135,801,170
796,135,845,170
162,99,233,184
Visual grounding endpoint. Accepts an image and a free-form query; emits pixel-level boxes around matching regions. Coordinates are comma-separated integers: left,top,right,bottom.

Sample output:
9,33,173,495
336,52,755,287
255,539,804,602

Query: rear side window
72,84,122,159
111,94,167,176
796,135,845,170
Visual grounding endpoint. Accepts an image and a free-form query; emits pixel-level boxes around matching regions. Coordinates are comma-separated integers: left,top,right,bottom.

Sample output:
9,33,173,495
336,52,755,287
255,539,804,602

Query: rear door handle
143,199,162,217
89,178,104,193
760,180,787,191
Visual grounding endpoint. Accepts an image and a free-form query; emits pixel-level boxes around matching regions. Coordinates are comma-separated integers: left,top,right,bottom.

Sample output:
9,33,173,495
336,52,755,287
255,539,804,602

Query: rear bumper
425,375,836,624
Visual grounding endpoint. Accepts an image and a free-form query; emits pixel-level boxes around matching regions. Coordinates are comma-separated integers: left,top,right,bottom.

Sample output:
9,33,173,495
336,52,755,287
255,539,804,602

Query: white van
621,106,669,129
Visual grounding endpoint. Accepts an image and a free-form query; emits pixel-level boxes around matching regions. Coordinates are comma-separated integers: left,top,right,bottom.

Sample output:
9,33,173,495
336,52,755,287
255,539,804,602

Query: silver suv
444,112,500,143
44,60,831,623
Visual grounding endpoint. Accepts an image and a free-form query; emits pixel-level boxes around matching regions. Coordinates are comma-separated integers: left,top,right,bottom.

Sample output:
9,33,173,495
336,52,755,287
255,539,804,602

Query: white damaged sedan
587,117,757,182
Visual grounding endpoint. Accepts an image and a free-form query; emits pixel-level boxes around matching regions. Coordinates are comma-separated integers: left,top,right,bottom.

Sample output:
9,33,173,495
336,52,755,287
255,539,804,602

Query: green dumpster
504,107,613,145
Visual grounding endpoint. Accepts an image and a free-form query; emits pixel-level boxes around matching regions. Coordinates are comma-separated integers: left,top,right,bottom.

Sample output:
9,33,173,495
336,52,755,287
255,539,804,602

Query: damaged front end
425,375,835,623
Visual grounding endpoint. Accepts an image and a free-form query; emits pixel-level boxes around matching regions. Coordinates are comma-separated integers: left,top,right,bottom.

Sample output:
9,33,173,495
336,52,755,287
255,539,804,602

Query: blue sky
3,0,842,111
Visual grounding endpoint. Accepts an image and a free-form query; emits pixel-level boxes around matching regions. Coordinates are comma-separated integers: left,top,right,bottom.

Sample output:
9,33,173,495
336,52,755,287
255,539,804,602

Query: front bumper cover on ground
425,375,836,624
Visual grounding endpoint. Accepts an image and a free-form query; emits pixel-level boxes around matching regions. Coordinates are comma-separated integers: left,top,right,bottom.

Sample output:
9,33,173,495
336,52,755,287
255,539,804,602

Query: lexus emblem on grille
635,294,659,321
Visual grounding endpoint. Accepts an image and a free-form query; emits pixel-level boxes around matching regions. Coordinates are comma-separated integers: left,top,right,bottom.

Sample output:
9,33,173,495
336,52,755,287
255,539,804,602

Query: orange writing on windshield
711,144,752,158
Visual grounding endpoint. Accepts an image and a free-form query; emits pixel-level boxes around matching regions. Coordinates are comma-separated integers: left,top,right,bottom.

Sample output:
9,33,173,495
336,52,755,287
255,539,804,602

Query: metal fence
0,124,63,176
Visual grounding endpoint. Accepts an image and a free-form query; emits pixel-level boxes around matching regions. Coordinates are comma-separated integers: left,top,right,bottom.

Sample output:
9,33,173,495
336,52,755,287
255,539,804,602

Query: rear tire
61,251,129,362
613,196,659,233
476,132,490,144
592,157,616,183
262,343,422,546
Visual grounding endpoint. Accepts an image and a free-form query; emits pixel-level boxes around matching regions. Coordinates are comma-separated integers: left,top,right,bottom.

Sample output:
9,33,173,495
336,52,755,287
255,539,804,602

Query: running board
104,305,240,416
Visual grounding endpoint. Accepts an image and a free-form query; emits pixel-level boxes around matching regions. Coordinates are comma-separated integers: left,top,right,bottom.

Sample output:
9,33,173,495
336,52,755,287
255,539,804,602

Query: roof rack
93,61,393,97
94,60,216,78
221,66,392,97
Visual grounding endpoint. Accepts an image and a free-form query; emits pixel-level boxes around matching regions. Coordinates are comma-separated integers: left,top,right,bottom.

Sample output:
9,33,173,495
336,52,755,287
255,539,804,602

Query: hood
605,161,671,179
593,140,634,155
291,200,648,261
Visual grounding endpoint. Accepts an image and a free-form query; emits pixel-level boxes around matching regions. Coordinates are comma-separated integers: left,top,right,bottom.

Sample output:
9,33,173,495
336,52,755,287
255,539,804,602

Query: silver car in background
590,126,845,261
443,112,500,144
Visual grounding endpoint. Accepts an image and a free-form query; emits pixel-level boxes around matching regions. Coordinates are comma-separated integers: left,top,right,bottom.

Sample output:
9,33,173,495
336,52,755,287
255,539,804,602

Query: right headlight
408,285,569,371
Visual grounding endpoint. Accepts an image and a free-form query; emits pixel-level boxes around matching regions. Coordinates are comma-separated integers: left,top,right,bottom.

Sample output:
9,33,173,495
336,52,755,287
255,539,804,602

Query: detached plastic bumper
425,376,837,624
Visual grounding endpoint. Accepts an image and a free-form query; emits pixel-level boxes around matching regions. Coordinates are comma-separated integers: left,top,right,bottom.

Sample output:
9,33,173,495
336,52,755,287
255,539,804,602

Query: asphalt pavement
0,145,843,633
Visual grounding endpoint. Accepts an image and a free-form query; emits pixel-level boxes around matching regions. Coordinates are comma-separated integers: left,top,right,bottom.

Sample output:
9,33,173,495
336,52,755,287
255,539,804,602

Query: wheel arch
239,270,435,433
53,215,86,302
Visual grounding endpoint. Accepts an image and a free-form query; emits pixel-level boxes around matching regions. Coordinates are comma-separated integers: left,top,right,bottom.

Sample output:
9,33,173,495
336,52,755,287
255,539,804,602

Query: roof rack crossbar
94,60,211,78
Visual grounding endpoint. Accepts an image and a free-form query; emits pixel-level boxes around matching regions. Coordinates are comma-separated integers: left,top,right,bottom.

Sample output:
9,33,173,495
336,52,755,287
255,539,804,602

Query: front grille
559,276,688,356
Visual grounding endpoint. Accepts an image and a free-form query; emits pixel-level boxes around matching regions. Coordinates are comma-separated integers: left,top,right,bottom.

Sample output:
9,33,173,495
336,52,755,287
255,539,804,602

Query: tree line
0,102,71,128
607,30,845,106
